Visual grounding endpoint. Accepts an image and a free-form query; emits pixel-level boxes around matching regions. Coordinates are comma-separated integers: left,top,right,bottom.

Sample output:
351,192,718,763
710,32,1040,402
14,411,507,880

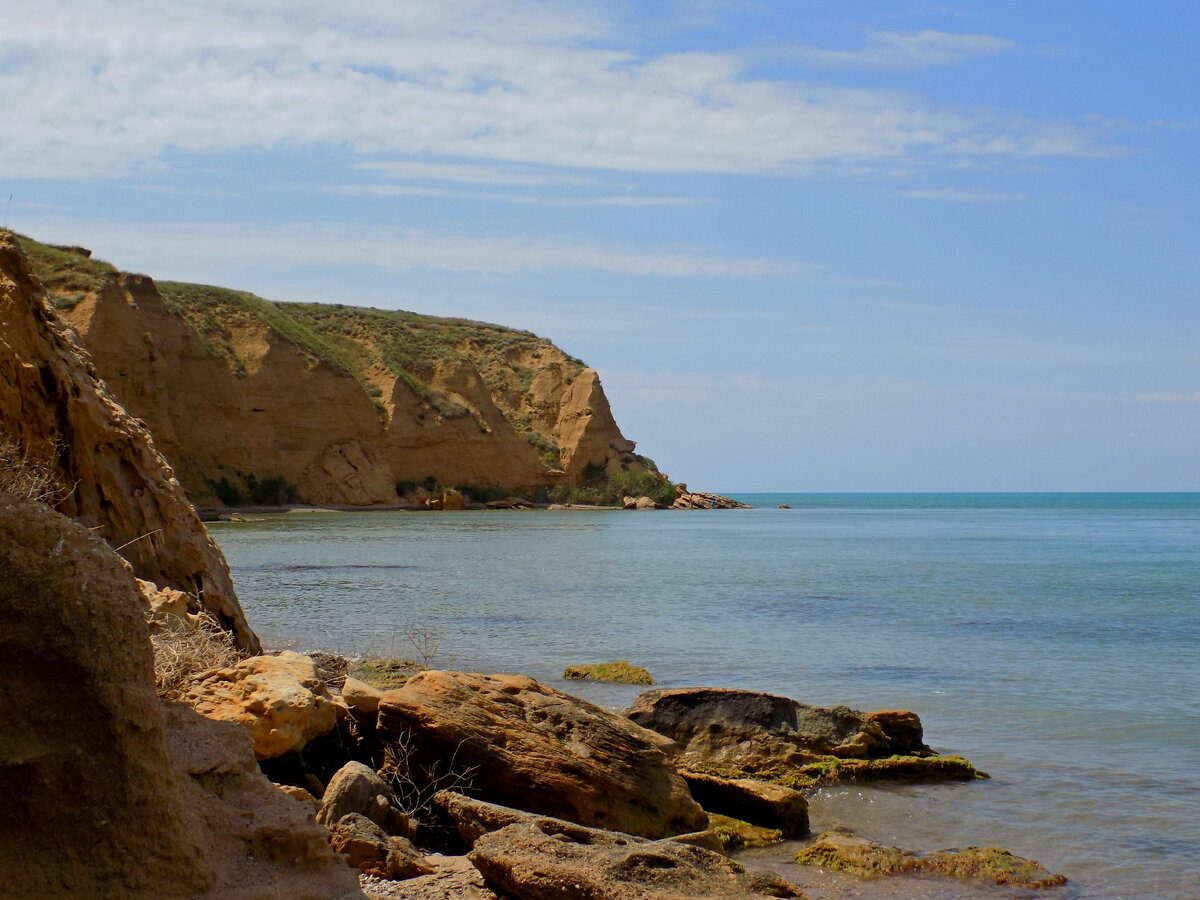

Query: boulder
795,832,1067,889
376,671,706,838
0,496,359,899
361,854,499,900
563,660,656,685
469,823,805,900
626,688,984,787
435,791,725,857
341,676,384,717
319,761,412,838
681,772,809,838
328,813,432,880
185,651,340,759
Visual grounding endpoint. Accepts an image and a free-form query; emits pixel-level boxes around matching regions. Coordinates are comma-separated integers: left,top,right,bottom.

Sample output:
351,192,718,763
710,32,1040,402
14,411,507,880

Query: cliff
24,236,660,507
0,233,259,651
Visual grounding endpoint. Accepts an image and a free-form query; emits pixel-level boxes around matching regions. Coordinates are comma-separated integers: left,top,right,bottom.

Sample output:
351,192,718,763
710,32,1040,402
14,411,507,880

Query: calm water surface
212,494,1200,900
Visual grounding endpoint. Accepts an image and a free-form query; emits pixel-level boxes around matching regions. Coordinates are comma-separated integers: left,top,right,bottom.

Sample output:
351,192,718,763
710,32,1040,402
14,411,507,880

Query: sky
3,0,1197,491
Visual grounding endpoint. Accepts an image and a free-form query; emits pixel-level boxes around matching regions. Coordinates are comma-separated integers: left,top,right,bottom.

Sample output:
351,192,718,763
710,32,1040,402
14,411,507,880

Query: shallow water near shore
212,493,1200,900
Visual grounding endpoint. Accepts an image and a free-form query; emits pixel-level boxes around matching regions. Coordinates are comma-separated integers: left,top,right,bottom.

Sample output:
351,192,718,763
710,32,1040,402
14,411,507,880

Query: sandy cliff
27,237,652,507
0,233,258,650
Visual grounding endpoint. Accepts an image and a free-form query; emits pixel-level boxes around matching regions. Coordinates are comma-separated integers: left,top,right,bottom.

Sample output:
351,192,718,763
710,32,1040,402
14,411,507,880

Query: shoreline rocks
626,687,986,788
795,831,1067,889
375,670,708,838
563,660,656,685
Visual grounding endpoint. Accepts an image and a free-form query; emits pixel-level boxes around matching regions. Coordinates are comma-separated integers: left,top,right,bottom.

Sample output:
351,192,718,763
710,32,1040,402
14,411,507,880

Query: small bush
150,610,243,701
0,438,69,506
206,473,299,507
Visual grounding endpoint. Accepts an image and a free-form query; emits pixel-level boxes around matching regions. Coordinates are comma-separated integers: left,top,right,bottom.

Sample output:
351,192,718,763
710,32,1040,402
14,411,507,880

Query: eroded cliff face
31,238,648,507
0,233,258,651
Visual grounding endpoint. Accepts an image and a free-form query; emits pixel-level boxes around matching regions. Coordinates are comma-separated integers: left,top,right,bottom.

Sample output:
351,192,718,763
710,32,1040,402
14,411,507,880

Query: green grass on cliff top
16,233,584,385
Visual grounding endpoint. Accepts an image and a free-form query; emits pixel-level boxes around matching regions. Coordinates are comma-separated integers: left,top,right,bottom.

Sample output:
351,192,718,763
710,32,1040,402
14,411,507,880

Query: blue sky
4,1,1197,491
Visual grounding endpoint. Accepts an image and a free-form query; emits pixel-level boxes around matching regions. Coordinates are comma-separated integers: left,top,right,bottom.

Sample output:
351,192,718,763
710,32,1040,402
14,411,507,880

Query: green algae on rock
706,814,783,851
563,660,656,685
795,831,1067,889
349,657,425,689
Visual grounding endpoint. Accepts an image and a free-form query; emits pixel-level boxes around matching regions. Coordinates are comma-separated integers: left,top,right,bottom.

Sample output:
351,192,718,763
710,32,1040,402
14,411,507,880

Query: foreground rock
0,496,359,899
563,660,656,685
0,233,258,651
376,671,707,838
470,823,805,900
434,791,722,854
627,688,984,787
185,650,340,760
795,832,1067,889
328,813,432,880
681,772,809,838
361,855,498,900
318,761,412,838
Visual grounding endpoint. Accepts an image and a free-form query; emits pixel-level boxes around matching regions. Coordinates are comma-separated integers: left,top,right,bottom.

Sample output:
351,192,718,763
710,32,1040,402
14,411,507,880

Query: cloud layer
3,1,1103,179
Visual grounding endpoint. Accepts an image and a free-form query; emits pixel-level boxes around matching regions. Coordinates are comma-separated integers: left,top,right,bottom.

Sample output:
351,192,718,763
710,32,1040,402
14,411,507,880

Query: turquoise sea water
212,494,1200,899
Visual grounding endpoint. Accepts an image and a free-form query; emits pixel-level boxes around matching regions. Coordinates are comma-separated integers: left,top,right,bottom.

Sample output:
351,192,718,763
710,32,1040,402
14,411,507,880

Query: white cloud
901,188,1025,202
1,2,1103,179
323,183,703,207
19,218,808,278
355,160,598,187
791,29,1015,69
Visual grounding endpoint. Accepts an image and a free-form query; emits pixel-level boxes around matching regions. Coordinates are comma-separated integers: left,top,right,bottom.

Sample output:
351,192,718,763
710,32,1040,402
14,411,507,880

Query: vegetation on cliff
17,233,672,507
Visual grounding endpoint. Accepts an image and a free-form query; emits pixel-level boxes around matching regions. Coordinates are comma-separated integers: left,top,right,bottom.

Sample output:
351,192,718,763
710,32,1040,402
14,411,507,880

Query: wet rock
563,660,656,685
795,831,1067,889
706,815,783,851
185,651,340,760
319,761,411,838
682,772,809,838
329,813,433,880
376,671,706,838
469,823,805,900
626,687,984,787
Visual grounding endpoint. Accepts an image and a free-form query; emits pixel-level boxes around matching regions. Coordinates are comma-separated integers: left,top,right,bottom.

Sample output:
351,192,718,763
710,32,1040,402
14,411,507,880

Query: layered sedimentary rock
23,236,650,506
0,496,358,899
374,671,708,839
0,233,257,650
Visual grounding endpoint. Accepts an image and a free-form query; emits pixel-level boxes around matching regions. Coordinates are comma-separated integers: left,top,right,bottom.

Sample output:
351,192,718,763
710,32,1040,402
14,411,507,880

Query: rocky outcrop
795,832,1067,889
185,651,341,760
626,688,985,787
375,671,708,838
0,495,358,899
671,485,752,510
468,823,804,900
25,236,650,506
680,773,809,839
0,233,258,651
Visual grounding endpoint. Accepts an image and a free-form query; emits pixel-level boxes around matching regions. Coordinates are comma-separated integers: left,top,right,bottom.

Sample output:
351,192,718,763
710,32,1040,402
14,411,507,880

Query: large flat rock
375,671,707,839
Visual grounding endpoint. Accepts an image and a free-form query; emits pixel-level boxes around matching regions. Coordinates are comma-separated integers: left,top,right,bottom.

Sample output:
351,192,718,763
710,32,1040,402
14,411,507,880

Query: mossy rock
706,814,782,851
348,657,424,690
562,661,655,685
796,832,1066,889
688,753,986,791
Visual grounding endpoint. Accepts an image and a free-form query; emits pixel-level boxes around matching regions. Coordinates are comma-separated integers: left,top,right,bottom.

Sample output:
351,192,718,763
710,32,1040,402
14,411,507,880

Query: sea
210,493,1200,900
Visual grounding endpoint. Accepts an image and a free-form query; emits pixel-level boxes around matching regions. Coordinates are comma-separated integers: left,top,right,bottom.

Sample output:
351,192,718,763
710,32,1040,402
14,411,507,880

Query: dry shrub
150,610,243,700
0,437,69,506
